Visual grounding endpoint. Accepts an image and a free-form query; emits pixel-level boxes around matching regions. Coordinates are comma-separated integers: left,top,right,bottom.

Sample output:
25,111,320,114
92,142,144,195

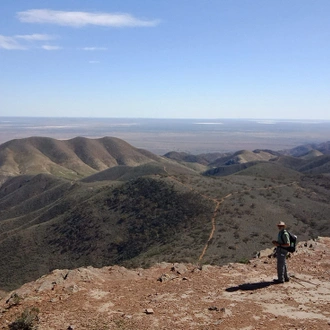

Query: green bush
238,257,250,264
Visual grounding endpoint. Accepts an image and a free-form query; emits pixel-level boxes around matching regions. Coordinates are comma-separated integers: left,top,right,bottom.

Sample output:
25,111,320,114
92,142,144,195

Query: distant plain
1,117,330,154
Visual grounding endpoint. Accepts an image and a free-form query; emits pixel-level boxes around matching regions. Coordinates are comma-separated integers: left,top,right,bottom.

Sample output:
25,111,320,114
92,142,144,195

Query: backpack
282,230,297,253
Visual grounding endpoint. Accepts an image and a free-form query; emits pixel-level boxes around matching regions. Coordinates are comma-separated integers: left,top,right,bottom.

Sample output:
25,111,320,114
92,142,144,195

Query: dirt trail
197,183,300,261
162,167,299,262
198,193,233,261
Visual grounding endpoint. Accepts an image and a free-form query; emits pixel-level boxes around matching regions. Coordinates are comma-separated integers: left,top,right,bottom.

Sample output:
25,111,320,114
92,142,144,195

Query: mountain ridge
0,136,162,179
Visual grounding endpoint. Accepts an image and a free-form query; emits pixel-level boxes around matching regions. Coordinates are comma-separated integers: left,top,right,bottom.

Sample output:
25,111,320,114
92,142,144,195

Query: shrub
238,257,250,264
8,293,21,306
9,307,39,330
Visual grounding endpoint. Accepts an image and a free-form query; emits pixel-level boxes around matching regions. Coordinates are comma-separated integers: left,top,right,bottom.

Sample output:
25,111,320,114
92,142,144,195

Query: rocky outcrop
1,238,330,329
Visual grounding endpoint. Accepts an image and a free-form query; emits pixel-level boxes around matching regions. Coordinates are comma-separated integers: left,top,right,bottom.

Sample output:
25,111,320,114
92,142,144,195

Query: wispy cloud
41,45,61,51
89,60,100,64
17,9,160,28
0,35,26,50
0,34,58,50
82,47,108,51
15,33,56,41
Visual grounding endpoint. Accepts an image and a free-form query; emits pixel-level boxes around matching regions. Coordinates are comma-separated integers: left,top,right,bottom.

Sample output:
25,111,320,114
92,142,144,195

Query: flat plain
1,117,330,154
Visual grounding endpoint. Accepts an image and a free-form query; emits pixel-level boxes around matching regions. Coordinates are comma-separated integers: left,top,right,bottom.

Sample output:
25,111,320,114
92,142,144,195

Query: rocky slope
1,237,330,330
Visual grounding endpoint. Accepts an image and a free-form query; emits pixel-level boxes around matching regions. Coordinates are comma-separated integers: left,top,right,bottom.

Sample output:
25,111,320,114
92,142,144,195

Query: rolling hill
0,136,162,179
280,141,330,157
209,149,279,167
0,137,330,292
164,151,228,165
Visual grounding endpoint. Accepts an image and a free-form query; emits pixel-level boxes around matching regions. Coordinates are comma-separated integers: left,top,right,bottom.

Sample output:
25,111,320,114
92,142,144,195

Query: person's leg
283,251,289,281
277,250,286,282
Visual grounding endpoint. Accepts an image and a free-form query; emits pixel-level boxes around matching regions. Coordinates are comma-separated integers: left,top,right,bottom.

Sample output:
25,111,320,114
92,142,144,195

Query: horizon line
1,116,330,122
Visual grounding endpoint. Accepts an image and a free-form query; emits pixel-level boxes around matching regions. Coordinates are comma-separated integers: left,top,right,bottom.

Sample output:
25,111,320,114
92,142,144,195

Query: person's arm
272,240,289,247
272,232,290,247
277,241,290,247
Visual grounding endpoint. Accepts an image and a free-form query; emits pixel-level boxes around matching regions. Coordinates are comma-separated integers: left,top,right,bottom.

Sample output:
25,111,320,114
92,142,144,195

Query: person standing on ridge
272,221,290,284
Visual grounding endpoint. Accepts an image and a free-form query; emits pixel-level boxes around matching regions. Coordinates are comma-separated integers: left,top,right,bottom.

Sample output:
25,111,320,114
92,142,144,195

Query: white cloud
0,35,26,50
82,47,108,51
89,60,100,64
41,45,61,50
15,33,56,41
0,34,58,50
17,9,160,28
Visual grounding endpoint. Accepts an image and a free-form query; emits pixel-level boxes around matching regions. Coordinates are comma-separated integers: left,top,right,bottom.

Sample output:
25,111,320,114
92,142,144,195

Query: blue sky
1,0,329,119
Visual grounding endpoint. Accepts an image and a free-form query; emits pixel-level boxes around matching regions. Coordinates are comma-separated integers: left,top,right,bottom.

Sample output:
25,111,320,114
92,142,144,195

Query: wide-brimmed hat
277,221,286,227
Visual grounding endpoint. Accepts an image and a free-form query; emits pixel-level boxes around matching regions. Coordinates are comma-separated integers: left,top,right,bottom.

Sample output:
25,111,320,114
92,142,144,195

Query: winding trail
198,200,220,261
197,183,299,262
162,167,300,263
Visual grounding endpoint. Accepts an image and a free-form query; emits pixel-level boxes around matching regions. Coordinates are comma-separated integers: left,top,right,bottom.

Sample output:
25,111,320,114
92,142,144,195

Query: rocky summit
1,237,330,329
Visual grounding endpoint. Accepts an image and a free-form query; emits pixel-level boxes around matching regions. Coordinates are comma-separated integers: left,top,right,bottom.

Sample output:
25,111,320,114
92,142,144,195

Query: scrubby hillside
280,141,330,157
81,161,198,183
1,162,330,291
164,151,228,165
1,137,330,294
0,175,214,290
164,142,330,176
209,149,278,167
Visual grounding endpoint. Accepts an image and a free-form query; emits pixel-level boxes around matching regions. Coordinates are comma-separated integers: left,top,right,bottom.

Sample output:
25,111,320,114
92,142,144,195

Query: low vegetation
0,137,330,291
8,307,39,330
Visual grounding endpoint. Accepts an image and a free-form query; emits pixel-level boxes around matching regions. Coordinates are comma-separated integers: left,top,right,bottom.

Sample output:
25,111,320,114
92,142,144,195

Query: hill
0,136,161,179
1,163,330,291
234,162,303,181
0,174,214,290
164,151,229,165
202,151,330,177
209,149,278,167
1,137,330,293
270,154,330,175
280,141,330,157
164,142,330,176
299,149,324,159
81,161,198,183
203,160,261,176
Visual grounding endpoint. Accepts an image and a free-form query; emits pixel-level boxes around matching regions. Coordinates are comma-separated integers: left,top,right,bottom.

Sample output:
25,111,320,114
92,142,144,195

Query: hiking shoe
273,279,284,284
285,278,290,282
